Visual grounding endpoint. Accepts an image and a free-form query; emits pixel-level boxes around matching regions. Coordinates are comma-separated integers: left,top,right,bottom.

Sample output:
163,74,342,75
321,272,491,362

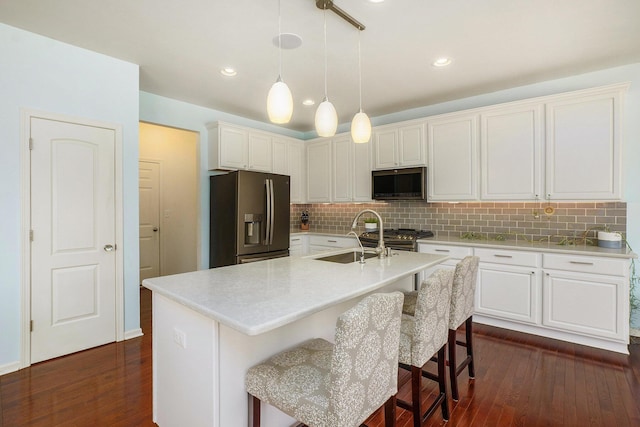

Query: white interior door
139,161,161,282
30,117,117,364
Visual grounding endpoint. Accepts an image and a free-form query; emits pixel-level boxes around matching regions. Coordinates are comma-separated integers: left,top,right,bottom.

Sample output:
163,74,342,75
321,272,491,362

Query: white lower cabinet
309,235,358,254
418,241,631,353
542,254,628,341
289,235,306,256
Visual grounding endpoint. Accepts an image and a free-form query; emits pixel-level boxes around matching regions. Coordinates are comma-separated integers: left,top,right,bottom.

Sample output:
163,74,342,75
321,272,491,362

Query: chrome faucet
346,230,366,264
351,209,388,258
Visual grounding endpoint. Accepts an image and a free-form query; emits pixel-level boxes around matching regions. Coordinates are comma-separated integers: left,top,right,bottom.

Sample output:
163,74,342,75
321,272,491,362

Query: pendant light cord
278,0,282,79
358,30,362,113
323,7,328,100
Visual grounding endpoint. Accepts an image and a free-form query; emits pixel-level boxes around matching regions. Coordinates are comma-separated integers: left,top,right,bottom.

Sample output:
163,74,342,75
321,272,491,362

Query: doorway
138,123,198,281
22,111,124,365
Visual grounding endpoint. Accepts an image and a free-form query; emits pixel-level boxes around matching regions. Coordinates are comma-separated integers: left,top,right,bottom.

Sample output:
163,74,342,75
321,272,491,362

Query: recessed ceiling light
272,33,303,50
433,57,452,67
368,0,385,3
220,67,237,77
302,99,315,106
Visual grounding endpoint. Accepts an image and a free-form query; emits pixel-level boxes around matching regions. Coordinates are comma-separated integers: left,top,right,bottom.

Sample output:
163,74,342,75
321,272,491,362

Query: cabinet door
332,136,353,202
398,124,425,166
248,132,272,172
373,128,398,169
288,142,305,203
427,114,479,200
543,270,625,340
306,139,331,202
545,88,624,200
476,264,539,324
272,137,289,175
353,139,372,201
218,125,249,170
481,104,543,200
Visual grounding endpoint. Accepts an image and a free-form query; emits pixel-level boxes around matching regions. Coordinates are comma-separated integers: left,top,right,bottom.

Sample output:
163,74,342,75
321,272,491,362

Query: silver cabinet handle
153,227,158,232
435,249,450,252
104,244,114,252
328,239,338,243
494,254,513,258
291,238,301,242
570,261,594,266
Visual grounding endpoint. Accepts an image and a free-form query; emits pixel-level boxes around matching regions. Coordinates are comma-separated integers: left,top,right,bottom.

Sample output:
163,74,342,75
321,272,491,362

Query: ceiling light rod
315,0,365,30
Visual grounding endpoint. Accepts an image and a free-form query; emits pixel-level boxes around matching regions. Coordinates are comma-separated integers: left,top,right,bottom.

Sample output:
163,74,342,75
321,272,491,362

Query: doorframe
19,109,125,369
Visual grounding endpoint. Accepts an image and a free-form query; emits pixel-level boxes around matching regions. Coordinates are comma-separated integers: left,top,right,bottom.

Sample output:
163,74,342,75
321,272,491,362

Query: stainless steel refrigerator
209,170,290,267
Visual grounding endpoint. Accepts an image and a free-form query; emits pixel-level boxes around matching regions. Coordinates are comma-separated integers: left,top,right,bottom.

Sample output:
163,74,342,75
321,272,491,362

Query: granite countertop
142,249,448,336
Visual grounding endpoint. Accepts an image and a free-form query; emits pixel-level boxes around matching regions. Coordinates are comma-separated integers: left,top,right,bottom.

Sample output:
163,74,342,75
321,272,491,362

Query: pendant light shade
267,0,292,124
315,97,338,137
267,77,293,123
351,110,371,143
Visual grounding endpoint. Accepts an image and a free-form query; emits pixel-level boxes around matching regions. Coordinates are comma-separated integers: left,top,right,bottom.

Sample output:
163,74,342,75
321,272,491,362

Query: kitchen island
142,249,448,427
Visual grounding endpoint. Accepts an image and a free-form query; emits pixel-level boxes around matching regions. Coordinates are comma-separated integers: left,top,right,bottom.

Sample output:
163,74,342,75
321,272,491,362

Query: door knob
153,227,158,232
104,244,114,252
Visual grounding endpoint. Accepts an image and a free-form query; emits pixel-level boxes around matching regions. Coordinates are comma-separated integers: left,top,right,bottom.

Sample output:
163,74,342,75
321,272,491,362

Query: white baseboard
630,327,640,338
124,328,144,340
0,361,21,377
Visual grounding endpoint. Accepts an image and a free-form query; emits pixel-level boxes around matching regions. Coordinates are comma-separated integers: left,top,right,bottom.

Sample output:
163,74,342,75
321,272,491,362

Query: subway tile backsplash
290,201,626,243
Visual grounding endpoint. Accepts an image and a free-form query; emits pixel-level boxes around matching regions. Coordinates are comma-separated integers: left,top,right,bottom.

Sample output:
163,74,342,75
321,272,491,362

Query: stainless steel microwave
371,167,427,201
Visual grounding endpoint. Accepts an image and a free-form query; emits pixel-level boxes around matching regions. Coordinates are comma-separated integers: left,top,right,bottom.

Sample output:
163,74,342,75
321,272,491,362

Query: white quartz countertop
142,249,448,336
416,236,637,259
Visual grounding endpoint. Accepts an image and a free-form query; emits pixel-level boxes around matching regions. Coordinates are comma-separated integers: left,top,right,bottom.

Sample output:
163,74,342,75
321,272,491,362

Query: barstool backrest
326,292,404,427
400,269,454,367
449,256,480,330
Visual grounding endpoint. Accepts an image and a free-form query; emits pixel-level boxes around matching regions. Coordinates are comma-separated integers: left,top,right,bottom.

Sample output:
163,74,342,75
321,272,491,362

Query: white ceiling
2,0,639,132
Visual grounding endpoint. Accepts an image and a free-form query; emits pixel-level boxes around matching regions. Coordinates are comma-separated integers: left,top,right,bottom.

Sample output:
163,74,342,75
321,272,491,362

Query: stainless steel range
359,228,434,251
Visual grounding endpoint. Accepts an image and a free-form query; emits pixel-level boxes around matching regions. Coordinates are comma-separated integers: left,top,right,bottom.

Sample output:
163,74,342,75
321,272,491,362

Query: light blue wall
142,63,640,329
0,24,140,369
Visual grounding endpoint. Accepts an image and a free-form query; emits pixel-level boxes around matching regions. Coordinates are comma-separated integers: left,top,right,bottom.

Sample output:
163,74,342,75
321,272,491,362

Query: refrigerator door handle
269,178,275,245
265,179,271,245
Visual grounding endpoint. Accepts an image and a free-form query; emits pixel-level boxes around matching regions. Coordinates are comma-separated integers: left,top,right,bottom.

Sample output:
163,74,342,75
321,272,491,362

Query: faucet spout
351,209,387,258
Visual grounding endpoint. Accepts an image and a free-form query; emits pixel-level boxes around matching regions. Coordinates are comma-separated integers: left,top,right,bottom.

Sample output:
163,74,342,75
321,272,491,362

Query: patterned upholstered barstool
245,292,404,427
447,255,480,401
397,269,454,427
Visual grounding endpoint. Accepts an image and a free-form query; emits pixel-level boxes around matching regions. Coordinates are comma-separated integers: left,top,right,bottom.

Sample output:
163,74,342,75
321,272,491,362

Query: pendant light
315,6,338,137
267,0,293,124
351,29,371,143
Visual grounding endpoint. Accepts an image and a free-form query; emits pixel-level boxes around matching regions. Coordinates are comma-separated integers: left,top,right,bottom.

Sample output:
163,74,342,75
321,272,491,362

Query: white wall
0,24,140,370
141,63,640,329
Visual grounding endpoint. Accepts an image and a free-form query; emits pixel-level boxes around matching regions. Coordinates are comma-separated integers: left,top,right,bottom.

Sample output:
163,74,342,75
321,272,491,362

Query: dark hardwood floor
1,288,639,426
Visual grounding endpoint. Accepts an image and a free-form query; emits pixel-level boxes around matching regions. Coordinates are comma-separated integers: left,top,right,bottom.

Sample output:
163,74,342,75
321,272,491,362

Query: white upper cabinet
208,122,272,171
332,135,352,202
208,122,249,170
480,103,543,200
288,141,305,204
248,131,272,172
427,113,479,201
306,138,332,203
330,134,372,203
271,136,289,175
545,85,627,200
373,121,425,169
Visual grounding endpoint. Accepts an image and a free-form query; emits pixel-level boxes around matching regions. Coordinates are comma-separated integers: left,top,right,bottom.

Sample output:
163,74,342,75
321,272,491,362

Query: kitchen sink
314,251,378,264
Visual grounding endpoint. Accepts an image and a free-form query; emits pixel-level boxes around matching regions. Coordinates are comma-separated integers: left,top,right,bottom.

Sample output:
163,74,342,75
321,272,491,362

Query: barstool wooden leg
252,395,261,427
448,329,459,401
384,395,397,427
437,346,449,421
411,366,422,427
466,317,475,378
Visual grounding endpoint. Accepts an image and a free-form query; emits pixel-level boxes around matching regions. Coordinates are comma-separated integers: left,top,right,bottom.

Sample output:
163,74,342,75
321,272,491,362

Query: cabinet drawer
309,235,356,248
543,254,627,276
289,236,304,247
475,248,540,268
418,244,472,259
